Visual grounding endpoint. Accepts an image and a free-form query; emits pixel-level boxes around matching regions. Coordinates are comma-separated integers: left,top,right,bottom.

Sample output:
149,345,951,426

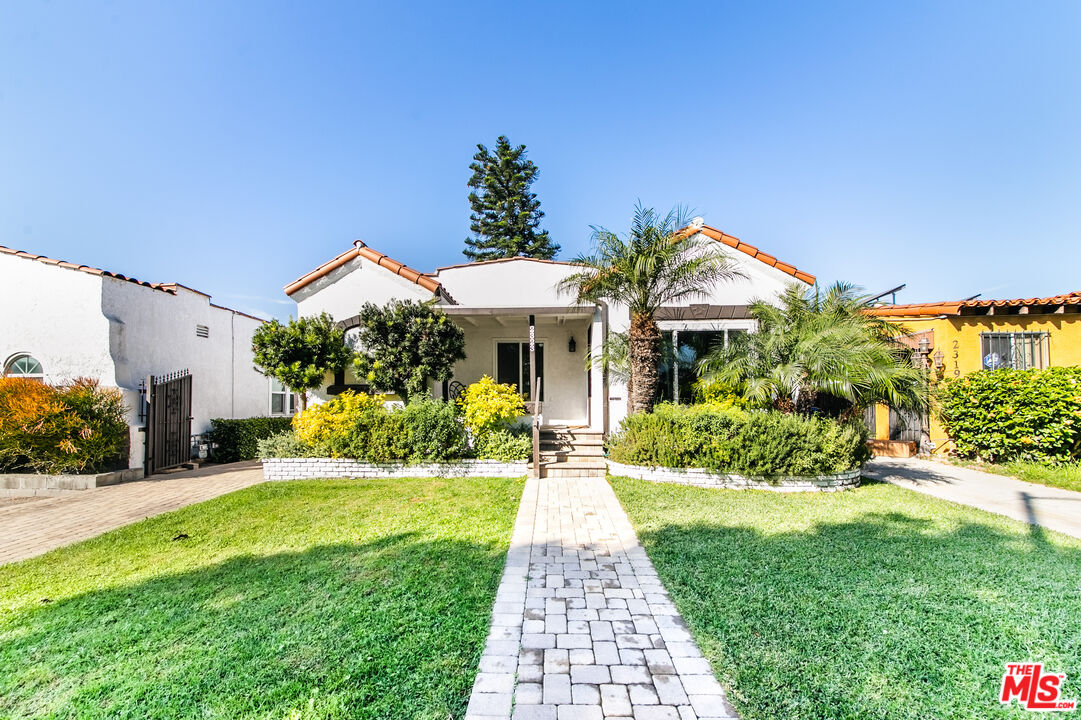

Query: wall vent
195,324,209,338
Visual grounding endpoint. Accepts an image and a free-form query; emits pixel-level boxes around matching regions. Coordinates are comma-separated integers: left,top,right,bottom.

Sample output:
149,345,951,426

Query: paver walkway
0,461,264,565
467,475,739,720
865,457,1081,540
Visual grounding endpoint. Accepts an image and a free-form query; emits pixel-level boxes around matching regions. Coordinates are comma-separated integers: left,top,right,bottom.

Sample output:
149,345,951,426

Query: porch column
590,304,606,432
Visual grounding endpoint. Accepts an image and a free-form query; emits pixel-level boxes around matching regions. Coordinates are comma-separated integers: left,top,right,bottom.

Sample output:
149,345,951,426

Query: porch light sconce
568,336,577,353
933,349,945,371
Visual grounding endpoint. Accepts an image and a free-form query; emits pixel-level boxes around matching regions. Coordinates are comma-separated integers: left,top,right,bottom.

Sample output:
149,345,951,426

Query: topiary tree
251,312,354,410
353,300,466,400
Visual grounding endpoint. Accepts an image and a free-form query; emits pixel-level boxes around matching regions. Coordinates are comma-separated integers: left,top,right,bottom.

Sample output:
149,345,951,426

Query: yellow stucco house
867,290,1081,455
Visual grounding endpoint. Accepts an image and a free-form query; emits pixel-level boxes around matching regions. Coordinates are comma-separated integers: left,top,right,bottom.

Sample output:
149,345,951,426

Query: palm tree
698,282,927,415
559,204,742,414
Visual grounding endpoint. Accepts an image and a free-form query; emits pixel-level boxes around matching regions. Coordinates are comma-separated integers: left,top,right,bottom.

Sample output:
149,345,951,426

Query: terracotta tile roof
285,241,446,298
684,224,817,285
0,244,174,293
868,291,1081,317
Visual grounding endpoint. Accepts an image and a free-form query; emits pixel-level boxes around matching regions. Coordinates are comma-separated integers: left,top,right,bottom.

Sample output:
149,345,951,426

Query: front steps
533,427,606,478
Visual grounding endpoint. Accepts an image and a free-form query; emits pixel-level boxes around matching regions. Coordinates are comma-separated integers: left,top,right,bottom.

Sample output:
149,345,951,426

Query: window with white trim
496,341,544,401
269,378,298,416
980,332,1049,370
4,354,44,381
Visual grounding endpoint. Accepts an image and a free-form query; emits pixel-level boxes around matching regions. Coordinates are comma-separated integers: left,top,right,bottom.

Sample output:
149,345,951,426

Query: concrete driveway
0,461,265,566
864,457,1081,540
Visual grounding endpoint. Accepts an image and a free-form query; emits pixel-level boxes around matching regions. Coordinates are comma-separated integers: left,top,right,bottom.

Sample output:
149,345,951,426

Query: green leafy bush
475,429,532,461
457,376,526,436
257,431,316,459
267,391,470,463
607,403,868,476
938,367,1081,463
0,378,128,474
207,416,293,462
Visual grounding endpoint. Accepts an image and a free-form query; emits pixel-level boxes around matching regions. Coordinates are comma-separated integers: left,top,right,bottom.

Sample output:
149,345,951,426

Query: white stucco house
0,244,277,472
285,221,816,434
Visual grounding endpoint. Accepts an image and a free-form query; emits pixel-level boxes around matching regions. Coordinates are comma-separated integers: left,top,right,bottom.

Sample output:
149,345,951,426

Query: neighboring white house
0,244,279,472
284,221,816,433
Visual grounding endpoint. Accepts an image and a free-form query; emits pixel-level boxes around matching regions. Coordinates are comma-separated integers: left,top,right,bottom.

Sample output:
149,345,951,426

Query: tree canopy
698,282,928,415
463,135,559,261
251,313,354,409
558,204,741,413
352,299,466,400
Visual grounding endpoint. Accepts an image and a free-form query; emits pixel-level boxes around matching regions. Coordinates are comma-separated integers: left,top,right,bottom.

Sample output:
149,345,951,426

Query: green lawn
611,477,1081,720
0,477,521,720
949,458,1081,494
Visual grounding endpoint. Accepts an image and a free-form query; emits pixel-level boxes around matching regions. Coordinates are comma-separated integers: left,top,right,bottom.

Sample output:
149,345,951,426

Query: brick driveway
0,461,264,566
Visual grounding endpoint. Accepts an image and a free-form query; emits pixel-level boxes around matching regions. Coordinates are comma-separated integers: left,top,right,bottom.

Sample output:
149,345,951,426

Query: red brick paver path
0,462,264,565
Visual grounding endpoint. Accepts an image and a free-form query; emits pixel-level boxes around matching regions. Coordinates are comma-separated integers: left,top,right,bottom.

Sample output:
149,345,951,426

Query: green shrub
0,378,128,474
401,397,468,462
607,403,868,476
282,392,469,463
457,376,526,436
475,429,532,461
207,416,293,463
938,367,1081,463
257,431,316,459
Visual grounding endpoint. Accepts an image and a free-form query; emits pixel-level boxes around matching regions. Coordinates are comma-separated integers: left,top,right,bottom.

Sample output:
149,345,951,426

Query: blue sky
2,1,1078,319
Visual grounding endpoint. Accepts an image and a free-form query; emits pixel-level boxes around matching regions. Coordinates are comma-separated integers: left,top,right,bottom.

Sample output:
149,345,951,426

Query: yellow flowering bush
292,391,386,448
692,378,746,410
457,376,526,436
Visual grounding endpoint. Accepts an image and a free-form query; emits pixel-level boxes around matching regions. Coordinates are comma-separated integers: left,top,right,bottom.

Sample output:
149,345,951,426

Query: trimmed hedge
937,367,1081,463
207,416,293,463
0,378,128,474
607,403,869,475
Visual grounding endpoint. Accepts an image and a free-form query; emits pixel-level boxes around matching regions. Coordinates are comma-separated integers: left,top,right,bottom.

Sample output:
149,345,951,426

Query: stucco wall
450,315,591,425
877,311,1081,453
430,259,579,306
0,255,113,384
293,253,435,320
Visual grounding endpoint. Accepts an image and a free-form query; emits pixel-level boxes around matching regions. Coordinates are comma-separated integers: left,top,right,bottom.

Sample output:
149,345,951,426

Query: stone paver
865,457,1081,540
466,475,739,720
0,462,264,565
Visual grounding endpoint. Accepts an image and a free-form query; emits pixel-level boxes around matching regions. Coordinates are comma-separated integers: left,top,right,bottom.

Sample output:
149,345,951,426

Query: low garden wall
1,468,143,497
262,457,528,481
606,460,862,492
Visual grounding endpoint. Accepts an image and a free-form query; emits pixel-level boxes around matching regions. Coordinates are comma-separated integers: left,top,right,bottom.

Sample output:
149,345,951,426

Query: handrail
531,379,543,478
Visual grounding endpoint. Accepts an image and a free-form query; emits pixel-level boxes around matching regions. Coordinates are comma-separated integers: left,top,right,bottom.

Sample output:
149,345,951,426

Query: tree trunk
629,312,662,414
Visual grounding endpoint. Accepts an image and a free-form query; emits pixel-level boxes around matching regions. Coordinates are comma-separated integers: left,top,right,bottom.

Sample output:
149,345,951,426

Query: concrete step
542,466,607,478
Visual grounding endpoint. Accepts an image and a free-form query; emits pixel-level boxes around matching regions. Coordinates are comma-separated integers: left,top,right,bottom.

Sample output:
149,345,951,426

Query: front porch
441,305,605,430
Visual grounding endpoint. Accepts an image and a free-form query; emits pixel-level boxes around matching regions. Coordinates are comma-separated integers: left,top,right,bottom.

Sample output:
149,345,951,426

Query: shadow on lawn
637,512,1081,720
0,534,506,720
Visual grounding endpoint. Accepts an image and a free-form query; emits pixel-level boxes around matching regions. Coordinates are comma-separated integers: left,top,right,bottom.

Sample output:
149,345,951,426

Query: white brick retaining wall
606,460,862,492
262,457,528,481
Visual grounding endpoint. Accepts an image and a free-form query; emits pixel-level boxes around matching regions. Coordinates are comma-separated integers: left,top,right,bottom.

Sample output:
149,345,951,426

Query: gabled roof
285,241,446,298
685,224,816,285
430,256,578,274
0,244,174,293
868,291,1081,317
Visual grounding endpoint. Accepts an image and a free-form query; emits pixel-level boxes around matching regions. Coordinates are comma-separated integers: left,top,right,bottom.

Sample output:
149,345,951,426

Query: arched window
4,354,44,381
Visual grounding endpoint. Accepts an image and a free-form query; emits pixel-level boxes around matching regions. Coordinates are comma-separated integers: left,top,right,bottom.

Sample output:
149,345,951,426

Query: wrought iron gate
144,370,192,476
889,405,923,444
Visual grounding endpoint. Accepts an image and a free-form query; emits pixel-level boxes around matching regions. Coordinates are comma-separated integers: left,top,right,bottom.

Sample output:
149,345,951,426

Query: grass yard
948,458,1081,494
0,476,521,720
611,477,1081,720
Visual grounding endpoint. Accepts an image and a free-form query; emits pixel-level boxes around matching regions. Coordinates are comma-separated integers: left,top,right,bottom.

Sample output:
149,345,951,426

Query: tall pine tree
463,136,559,261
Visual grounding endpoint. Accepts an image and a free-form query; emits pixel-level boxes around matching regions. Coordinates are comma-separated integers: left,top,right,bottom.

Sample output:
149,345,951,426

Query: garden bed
606,459,861,492
263,457,527,481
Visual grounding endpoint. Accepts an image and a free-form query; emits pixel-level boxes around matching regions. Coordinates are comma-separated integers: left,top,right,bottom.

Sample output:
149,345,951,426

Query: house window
980,332,1049,370
659,328,746,403
4,354,44,381
497,342,544,401
269,378,298,416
